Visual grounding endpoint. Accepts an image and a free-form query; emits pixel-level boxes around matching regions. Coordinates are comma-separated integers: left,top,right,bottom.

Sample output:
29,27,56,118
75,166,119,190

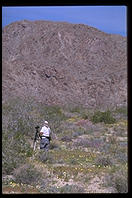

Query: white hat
44,121,48,125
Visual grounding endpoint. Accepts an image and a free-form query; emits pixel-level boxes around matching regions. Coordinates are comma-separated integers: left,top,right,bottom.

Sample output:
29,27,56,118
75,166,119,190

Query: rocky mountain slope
2,20,127,109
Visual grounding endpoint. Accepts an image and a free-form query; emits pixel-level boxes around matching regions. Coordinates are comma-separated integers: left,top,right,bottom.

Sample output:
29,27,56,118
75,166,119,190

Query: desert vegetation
2,97,128,193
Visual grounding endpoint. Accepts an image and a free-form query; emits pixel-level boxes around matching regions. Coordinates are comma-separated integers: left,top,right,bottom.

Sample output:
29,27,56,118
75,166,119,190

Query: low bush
61,135,72,142
91,110,116,124
50,141,60,150
59,184,85,193
105,167,128,193
82,114,88,120
108,135,117,144
39,105,67,134
38,150,55,164
74,138,104,150
114,106,127,117
72,128,86,138
2,130,33,175
113,171,128,193
48,184,84,193
47,186,60,193
13,163,41,185
69,105,83,113
69,158,78,165
114,151,127,164
38,150,49,163
95,155,113,167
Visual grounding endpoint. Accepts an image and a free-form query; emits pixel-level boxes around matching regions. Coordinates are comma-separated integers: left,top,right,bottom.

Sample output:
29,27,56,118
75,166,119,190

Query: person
39,121,51,151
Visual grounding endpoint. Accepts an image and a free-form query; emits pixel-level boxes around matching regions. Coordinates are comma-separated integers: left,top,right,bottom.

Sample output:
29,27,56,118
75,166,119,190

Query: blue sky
2,6,127,36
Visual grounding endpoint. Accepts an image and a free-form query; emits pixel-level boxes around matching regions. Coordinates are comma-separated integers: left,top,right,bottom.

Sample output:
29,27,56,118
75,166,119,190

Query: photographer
39,121,51,151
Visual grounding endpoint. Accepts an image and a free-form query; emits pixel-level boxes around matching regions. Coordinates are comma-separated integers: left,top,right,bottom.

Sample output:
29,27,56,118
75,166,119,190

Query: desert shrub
105,167,128,193
47,183,85,193
2,97,67,138
38,178,51,193
69,105,83,113
13,163,41,185
2,97,66,174
72,128,86,138
95,155,113,167
114,106,127,117
38,150,49,163
113,171,128,193
38,104,67,134
108,135,117,144
72,131,84,138
69,158,78,165
47,186,60,193
38,150,55,164
50,141,60,150
59,184,84,193
74,138,104,150
100,143,111,154
82,114,88,120
39,105,64,122
91,110,116,124
2,130,33,175
114,152,127,164
61,135,72,142
2,97,40,137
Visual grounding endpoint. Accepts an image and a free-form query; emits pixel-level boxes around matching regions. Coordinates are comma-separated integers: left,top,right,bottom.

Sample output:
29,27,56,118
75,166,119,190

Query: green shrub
114,106,127,116
38,105,67,134
82,114,88,120
69,106,82,113
91,110,116,124
2,130,33,175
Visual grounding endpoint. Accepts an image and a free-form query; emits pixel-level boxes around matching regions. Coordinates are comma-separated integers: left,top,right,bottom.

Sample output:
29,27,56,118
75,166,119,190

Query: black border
1,0,131,196
1,0,129,6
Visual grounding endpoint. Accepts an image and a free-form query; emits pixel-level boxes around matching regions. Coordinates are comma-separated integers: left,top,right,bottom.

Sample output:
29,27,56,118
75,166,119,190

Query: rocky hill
2,20,127,109
2,20,128,193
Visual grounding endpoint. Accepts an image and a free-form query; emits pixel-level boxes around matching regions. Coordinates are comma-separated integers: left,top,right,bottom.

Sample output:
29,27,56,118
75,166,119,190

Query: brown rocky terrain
2,20,127,109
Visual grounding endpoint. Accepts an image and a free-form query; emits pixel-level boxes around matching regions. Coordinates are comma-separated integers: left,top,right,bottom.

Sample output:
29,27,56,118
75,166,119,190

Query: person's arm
49,128,52,141
39,127,43,138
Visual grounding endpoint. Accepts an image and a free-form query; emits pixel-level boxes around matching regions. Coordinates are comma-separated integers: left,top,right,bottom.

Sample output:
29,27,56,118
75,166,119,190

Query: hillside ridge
2,20,127,109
